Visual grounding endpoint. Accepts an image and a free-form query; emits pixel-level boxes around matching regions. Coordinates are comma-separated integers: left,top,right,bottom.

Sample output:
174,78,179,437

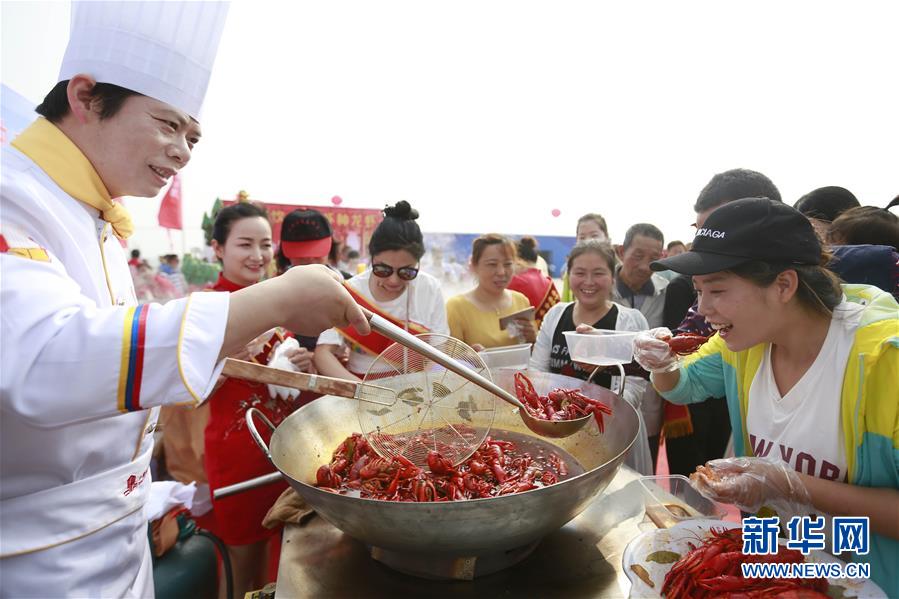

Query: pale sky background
3,0,898,259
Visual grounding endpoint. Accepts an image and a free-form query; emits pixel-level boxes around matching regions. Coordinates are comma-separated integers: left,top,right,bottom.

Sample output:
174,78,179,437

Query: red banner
158,175,182,229
225,200,383,256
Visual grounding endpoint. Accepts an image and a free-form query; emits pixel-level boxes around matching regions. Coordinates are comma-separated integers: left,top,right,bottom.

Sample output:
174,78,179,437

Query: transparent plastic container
478,344,532,370
639,475,727,528
563,330,638,366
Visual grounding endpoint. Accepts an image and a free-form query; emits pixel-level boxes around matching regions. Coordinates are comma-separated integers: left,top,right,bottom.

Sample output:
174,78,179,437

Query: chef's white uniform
0,141,228,597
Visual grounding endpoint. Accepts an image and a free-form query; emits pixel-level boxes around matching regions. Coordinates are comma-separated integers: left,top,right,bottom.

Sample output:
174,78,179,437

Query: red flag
158,175,182,229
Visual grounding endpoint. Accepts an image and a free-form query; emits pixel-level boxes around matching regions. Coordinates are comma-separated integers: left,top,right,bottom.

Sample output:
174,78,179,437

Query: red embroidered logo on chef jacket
123,469,149,496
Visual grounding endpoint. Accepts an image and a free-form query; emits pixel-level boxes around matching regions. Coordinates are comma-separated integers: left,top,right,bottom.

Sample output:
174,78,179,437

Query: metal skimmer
358,334,497,468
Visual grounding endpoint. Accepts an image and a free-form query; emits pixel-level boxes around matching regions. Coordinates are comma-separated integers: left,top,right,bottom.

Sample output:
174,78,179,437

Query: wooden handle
222,358,360,399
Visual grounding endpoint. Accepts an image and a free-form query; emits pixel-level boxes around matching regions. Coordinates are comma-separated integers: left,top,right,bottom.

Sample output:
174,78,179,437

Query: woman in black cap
632,197,898,595
314,201,449,379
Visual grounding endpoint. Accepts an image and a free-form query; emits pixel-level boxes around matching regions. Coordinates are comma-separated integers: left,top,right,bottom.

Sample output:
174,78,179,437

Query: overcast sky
3,0,897,257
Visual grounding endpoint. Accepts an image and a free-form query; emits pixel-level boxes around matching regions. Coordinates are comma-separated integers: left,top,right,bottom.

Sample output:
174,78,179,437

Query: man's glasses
372,263,419,281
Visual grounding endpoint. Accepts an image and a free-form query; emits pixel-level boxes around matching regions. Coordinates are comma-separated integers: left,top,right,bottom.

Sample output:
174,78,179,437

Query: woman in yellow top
446,234,537,349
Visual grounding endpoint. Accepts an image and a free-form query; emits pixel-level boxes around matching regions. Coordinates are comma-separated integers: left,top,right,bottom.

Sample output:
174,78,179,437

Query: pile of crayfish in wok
315,433,570,501
514,372,613,430
659,527,829,598
315,373,612,501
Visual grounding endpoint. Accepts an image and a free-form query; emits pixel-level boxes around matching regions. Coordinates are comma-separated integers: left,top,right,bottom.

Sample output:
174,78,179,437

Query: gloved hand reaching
267,337,303,401
690,456,812,514
633,327,680,373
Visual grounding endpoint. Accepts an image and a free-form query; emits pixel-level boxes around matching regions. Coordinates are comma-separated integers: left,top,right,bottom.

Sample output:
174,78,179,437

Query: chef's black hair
35,80,141,123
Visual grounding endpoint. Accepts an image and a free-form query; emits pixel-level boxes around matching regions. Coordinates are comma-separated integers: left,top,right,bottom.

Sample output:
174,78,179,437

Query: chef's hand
690,456,812,514
221,265,370,362
276,265,370,337
633,327,679,373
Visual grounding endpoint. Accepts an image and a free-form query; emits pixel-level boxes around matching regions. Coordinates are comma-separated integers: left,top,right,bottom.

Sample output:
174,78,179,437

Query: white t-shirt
747,302,864,483
317,269,449,375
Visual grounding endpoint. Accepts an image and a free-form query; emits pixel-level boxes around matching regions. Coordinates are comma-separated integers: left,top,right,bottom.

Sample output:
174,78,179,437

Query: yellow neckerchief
11,118,134,239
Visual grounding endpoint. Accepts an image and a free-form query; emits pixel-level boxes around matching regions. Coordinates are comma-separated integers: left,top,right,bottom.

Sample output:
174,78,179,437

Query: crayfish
661,527,829,598
514,372,613,433
314,433,570,502
666,333,710,356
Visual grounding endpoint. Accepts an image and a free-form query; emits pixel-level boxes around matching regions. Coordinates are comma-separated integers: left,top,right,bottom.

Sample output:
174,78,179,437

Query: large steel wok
248,369,639,556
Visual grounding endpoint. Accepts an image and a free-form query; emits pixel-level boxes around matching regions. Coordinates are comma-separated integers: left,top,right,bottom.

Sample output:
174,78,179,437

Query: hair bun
383,200,419,221
519,236,537,249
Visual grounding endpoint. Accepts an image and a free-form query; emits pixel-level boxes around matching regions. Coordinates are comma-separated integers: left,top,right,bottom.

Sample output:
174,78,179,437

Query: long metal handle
213,409,282,499
364,310,526,410
213,472,282,499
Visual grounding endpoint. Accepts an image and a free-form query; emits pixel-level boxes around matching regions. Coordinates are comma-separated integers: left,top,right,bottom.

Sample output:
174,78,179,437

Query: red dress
203,274,294,545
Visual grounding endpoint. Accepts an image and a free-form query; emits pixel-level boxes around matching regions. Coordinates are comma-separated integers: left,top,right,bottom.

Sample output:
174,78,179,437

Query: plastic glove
267,338,302,401
690,456,812,514
633,327,680,373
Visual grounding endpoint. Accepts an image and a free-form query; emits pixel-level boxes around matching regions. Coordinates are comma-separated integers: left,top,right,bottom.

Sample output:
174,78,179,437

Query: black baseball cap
651,197,822,275
280,209,332,259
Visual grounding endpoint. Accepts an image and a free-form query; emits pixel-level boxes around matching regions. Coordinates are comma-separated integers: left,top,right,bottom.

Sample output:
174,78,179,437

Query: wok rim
270,396,639,506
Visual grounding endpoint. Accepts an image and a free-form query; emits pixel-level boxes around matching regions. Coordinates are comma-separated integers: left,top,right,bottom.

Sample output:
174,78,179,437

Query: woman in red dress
508,236,560,327
203,202,294,595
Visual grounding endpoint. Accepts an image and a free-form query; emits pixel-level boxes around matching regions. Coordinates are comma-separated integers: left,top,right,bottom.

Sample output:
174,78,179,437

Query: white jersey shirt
0,142,228,597
747,302,864,482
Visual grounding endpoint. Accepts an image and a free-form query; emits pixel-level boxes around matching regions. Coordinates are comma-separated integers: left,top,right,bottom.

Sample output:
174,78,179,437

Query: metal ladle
362,309,594,439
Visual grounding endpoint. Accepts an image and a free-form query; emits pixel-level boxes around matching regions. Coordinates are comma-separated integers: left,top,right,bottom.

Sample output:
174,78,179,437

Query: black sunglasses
372,263,419,281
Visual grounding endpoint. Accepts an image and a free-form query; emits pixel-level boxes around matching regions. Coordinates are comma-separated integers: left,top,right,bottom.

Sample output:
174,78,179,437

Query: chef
0,2,368,596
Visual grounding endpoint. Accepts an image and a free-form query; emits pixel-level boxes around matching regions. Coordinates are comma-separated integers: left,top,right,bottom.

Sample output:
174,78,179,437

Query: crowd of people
142,166,898,595
2,2,897,597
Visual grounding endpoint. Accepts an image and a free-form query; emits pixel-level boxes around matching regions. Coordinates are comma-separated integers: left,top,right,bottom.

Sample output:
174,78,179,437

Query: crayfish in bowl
661,526,829,598
513,372,613,433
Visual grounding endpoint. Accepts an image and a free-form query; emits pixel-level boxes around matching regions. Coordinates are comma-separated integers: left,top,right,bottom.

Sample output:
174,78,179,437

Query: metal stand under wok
368,541,540,580
275,466,652,597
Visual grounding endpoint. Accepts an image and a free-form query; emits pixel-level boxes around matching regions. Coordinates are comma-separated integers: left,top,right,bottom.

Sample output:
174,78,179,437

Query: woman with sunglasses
446,234,537,350
314,201,449,379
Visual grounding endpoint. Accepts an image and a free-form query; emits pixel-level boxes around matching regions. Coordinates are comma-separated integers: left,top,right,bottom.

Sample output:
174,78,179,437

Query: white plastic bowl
563,330,638,366
478,343,532,370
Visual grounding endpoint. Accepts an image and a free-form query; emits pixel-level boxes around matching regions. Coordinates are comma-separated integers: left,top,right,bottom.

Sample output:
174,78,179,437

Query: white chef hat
58,1,229,121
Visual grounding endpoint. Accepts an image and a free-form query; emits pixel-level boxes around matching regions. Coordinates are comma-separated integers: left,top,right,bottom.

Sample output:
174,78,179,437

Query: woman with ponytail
314,201,448,379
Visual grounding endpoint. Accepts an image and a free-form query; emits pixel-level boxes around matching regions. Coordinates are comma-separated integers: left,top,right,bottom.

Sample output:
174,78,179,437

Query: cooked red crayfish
513,372,613,433
315,433,568,501
666,333,710,356
662,526,829,598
